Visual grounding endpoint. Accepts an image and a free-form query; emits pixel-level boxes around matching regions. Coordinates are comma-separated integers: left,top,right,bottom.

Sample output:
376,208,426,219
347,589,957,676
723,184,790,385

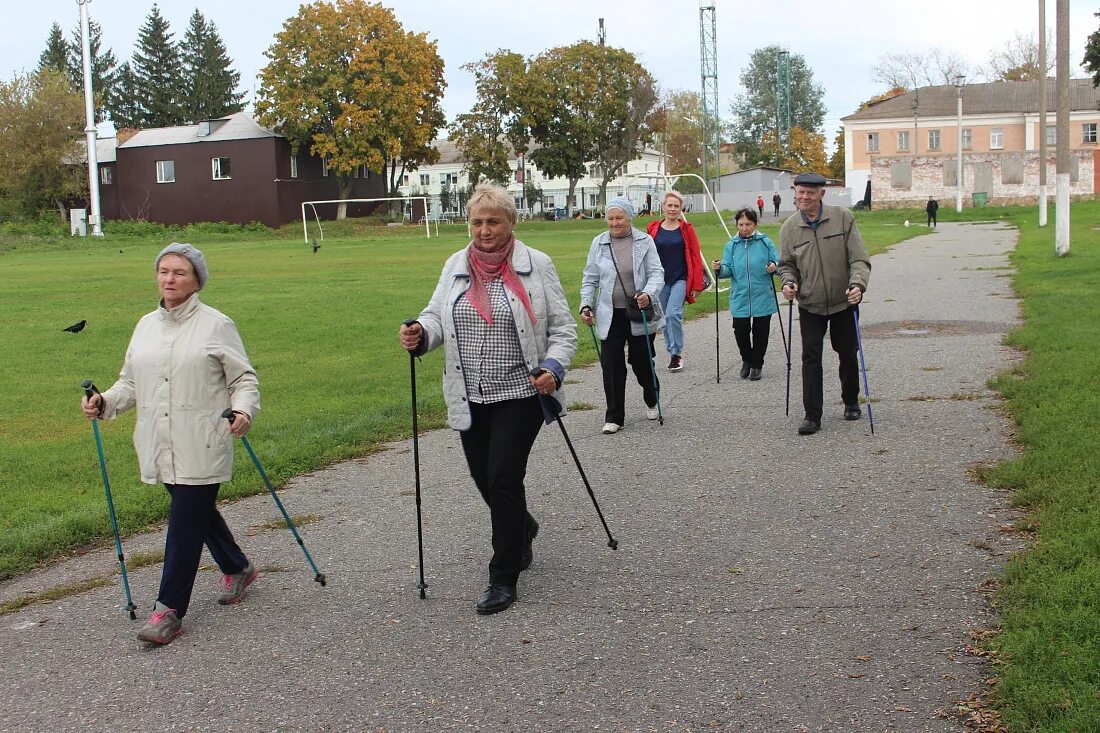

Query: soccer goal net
301,196,438,244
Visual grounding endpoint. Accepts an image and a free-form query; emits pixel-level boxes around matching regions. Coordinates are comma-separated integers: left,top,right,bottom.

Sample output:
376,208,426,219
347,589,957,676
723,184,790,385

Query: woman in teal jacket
712,208,780,381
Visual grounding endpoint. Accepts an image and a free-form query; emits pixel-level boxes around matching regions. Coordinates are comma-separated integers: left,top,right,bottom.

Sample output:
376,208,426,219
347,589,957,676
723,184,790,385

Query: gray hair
662,190,685,207
467,183,517,225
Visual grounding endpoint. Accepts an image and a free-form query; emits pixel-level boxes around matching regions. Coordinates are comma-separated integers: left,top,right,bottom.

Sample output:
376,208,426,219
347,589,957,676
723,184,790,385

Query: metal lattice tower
699,4,719,193
775,49,791,152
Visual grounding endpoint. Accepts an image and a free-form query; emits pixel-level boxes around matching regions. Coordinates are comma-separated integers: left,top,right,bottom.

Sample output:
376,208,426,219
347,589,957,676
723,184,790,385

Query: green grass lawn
0,211,923,581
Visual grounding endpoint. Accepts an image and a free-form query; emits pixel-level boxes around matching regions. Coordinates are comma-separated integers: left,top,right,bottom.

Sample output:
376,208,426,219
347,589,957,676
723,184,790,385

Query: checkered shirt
453,279,536,404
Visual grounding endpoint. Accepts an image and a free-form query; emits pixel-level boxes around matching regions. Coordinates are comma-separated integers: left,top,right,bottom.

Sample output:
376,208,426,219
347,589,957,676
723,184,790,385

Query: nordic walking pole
80,380,137,620
639,303,664,425
851,307,876,435
529,370,618,549
221,409,326,586
402,319,429,599
785,299,794,417
771,271,788,361
588,323,602,360
714,273,721,384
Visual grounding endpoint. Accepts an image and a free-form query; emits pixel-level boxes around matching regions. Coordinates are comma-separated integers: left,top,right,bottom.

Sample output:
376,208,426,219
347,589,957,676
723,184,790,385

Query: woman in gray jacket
399,184,576,615
580,196,664,434
81,243,260,645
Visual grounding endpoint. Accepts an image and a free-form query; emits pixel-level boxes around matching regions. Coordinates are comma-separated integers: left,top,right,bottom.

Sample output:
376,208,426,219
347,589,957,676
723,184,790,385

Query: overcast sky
2,0,1096,144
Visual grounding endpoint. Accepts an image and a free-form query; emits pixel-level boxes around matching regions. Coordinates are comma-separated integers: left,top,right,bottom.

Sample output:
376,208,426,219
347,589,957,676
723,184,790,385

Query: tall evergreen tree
67,19,118,123
37,23,71,80
180,10,244,122
131,4,185,127
107,62,143,129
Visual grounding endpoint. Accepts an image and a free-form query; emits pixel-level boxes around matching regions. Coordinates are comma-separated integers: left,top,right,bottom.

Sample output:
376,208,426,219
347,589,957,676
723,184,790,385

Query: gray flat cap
793,172,827,186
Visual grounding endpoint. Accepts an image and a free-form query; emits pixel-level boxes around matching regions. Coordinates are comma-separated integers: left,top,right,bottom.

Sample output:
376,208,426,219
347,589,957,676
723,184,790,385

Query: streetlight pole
78,0,103,236
955,75,965,213
1038,0,1048,227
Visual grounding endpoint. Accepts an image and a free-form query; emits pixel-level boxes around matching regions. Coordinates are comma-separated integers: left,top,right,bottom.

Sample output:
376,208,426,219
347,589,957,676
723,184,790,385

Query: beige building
842,79,1100,207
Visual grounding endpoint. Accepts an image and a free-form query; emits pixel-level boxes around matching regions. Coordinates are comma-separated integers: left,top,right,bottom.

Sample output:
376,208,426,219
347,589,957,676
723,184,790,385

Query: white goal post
301,196,436,243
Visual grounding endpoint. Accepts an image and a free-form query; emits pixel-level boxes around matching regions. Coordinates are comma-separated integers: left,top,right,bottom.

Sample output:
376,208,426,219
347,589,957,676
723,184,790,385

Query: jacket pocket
173,410,232,480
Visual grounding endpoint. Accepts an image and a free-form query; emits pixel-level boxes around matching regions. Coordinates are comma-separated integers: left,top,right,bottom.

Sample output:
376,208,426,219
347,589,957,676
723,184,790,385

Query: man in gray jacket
778,173,871,435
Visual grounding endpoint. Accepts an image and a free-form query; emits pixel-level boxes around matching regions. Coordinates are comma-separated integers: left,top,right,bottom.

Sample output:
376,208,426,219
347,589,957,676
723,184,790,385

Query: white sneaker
646,408,660,420
601,422,621,434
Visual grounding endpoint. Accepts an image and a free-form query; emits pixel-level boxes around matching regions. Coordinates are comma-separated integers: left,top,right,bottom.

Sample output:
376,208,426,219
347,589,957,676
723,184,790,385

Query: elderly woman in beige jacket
81,243,260,645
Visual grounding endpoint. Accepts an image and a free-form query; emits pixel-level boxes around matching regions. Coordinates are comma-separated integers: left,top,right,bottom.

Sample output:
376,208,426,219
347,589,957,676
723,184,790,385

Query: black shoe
844,404,861,420
739,363,750,379
476,584,517,615
748,367,762,381
797,419,821,435
520,517,539,571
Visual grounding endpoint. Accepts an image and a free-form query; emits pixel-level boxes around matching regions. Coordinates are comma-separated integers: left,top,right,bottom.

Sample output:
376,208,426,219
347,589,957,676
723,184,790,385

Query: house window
1083,123,1098,144
990,128,1004,150
290,156,298,178
100,167,112,185
866,133,879,153
543,195,555,208
443,172,459,186
156,160,175,183
211,157,231,180
420,173,430,186
928,129,941,150
403,174,410,186
353,166,359,178
1046,126,1057,146
962,129,973,150
322,158,329,177
896,131,910,152
362,164,370,178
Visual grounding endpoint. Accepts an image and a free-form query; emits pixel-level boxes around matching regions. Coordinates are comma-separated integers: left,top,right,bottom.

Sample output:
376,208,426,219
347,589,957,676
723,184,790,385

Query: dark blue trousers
159,483,248,617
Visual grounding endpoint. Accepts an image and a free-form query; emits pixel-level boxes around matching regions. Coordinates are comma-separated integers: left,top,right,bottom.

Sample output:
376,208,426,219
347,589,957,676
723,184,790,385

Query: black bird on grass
312,239,320,253
63,320,87,333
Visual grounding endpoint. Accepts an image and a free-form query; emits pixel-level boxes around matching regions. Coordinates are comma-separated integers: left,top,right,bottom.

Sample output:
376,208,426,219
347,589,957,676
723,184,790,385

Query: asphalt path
0,222,1023,732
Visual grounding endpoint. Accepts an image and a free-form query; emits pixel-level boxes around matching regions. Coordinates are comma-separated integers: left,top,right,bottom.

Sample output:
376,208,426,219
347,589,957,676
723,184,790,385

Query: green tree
1084,11,1100,87
827,126,845,181
729,46,825,167
758,126,827,175
37,23,71,79
180,10,244,122
130,4,185,127
451,51,530,186
66,19,118,123
107,62,142,129
438,181,453,214
257,0,446,218
0,70,85,220
523,181,543,213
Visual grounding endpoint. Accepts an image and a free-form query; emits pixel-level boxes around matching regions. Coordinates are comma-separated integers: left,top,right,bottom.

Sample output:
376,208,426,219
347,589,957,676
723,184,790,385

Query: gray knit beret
155,242,208,289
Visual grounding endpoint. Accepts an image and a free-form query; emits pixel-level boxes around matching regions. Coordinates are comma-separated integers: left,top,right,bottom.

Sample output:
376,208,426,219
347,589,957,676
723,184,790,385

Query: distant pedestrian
778,172,871,436
81,243,261,645
581,196,664,434
772,192,781,217
926,196,939,228
645,190,706,373
756,195,765,217
713,208,780,381
399,183,577,616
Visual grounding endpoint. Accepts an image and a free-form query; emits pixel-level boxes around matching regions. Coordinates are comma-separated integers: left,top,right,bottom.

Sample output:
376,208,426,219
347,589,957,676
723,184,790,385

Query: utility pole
955,76,965,213
1038,0,1048,226
78,0,103,236
1055,0,1069,255
598,18,605,46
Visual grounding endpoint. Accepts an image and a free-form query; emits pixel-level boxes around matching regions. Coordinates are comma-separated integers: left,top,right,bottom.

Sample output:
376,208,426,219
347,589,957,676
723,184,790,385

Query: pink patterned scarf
465,236,537,325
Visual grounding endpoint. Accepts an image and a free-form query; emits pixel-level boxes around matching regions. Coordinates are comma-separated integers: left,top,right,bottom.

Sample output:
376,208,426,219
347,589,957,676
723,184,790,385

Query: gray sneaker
217,562,258,605
136,607,183,645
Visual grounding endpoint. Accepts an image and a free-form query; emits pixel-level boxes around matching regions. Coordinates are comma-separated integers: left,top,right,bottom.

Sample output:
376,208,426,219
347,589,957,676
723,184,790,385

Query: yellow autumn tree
759,126,828,176
255,0,445,217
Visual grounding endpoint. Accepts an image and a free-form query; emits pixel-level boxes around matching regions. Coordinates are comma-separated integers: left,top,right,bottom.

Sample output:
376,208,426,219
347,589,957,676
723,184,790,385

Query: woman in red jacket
646,191,706,371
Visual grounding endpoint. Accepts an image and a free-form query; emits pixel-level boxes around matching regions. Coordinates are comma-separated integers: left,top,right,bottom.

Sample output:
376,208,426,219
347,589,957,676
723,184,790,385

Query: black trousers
459,396,543,587
927,212,937,227
773,203,780,216
732,314,772,369
160,483,248,617
600,307,659,425
798,306,860,422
